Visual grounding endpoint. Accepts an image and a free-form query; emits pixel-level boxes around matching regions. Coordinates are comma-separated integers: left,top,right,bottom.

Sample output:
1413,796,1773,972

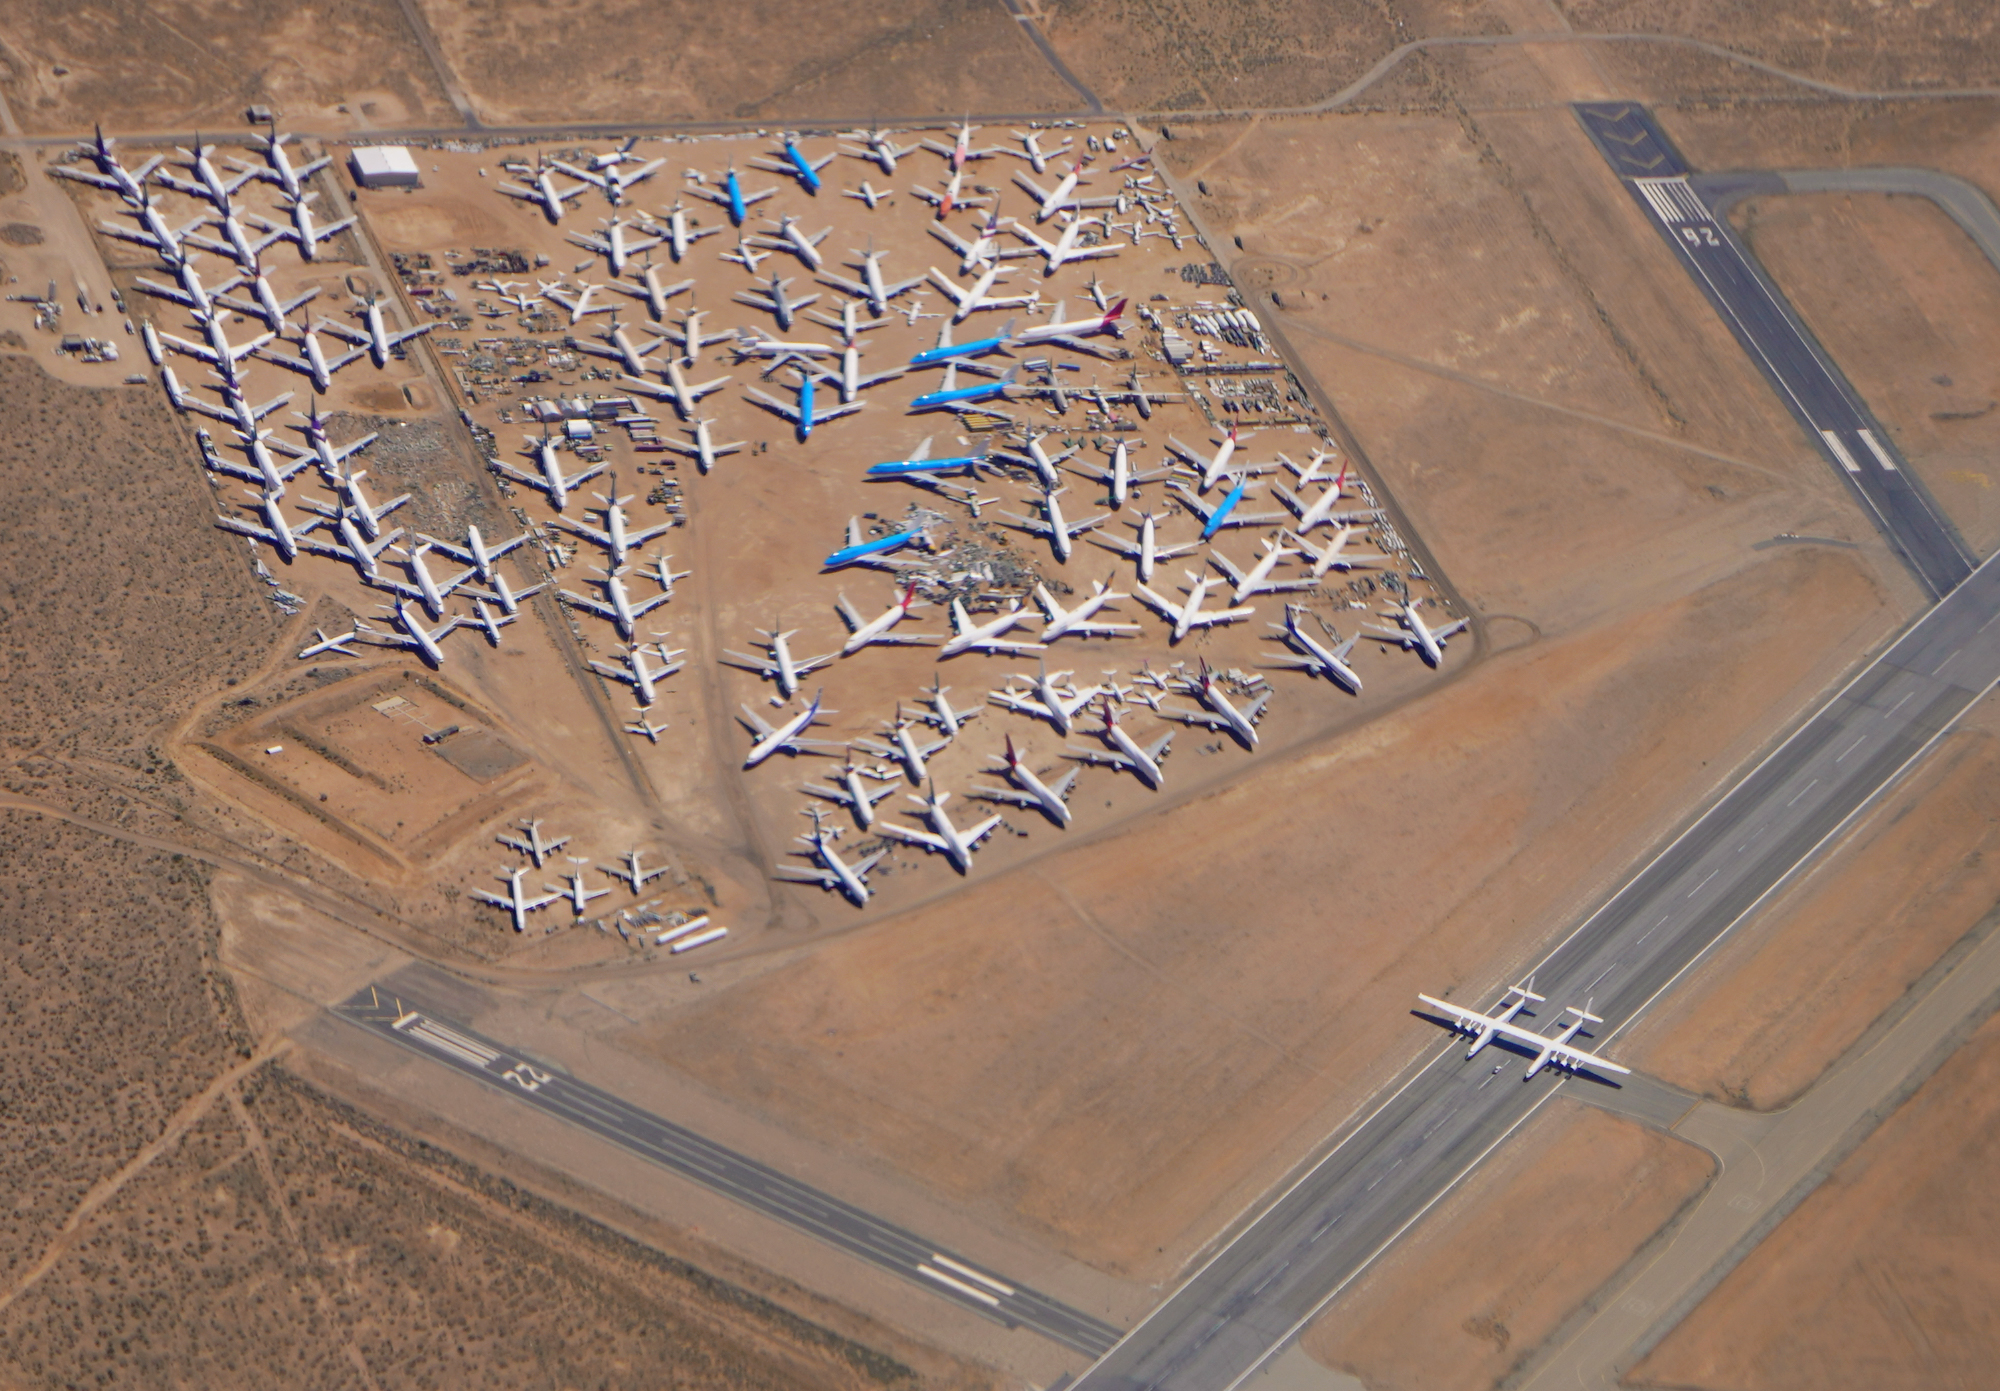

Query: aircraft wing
1131,585,1185,623
773,863,840,888
1158,703,1230,732
558,589,618,622
877,821,949,853
807,399,866,426
1186,604,1257,630
967,783,1040,809
741,386,802,424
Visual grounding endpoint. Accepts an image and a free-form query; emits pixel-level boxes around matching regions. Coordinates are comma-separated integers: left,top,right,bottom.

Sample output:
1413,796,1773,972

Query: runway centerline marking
1786,778,1819,807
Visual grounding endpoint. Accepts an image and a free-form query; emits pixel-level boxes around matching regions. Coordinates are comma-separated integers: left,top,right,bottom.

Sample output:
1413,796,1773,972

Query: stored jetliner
492,434,606,511
918,675,981,737
216,487,319,562
297,625,364,660
855,706,951,785
55,125,163,202
1073,439,1166,508
365,599,466,668
322,295,433,368
803,758,898,829
470,867,562,933
928,264,1035,321
601,848,671,894
566,216,664,276
663,417,745,474
969,734,1077,827
1170,425,1262,493
1365,600,1468,668
748,213,832,270
992,430,1075,489
652,200,722,262
825,516,924,571
1211,537,1315,604
740,689,841,767
688,163,777,226
864,435,992,482
733,272,818,331
842,128,922,175
837,584,940,654
1001,128,1073,175
559,476,672,568
560,565,675,640
1013,159,1113,221
940,598,1044,658
1065,701,1172,789
548,868,613,919
1287,524,1392,579
1011,219,1123,275
301,469,409,539
249,191,353,262
621,359,731,420
370,542,479,620
1418,991,1631,1080
157,135,257,209
1033,579,1140,641
553,154,666,206
753,135,836,194
1162,660,1270,750
498,818,571,868
1170,476,1285,540
258,315,368,393
229,128,330,200
1134,572,1257,643
989,659,1101,736
744,361,864,442
821,247,927,318
1268,604,1364,694
909,317,1017,368
775,808,886,907
999,486,1108,564
908,360,1019,415
1014,297,1128,352
609,262,695,322
299,513,402,581
922,120,1003,172
722,625,835,701
419,524,530,589
878,786,1002,875
499,155,589,222
930,212,1030,275
591,640,685,707
659,305,731,364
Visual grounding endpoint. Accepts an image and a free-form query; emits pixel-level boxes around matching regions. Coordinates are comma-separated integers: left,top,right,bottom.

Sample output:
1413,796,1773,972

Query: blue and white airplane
744,359,864,442
909,317,1017,367
1170,475,1283,540
754,135,836,194
864,436,990,479
824,516,924,570
689,163,777,226
908,362,1018,414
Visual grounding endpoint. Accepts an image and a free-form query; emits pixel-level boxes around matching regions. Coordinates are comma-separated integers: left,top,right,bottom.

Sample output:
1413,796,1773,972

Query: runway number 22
502,1062,552,1092
1680,225,1721,247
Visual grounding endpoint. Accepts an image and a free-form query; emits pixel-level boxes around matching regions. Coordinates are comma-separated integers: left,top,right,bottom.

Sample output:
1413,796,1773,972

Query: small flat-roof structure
350,146,420,189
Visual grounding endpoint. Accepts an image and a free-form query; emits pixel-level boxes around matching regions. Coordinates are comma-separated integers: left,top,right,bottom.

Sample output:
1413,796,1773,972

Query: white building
350,146,420,189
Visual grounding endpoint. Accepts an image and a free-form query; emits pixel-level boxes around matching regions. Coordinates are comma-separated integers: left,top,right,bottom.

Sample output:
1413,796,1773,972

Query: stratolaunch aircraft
1417,987,1631,1081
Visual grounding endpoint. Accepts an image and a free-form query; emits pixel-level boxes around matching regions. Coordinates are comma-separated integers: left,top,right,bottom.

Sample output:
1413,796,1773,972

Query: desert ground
1630,1007,2000,1391
1302,1104,1713,1391
6,1,2000,1387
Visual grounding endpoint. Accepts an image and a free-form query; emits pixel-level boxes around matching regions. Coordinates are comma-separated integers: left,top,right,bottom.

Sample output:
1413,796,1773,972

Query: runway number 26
1680,225,1721,247
503,1062,552,1092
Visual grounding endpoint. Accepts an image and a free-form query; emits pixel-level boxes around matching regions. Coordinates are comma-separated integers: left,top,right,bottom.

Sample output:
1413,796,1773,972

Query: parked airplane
625,716,670,743
837,583,940,654
721,624,835,701
604,261,692,323
322,295,434,368
734,327,839,363
1033,578,1140,641
843,180,892,209
300,468,409,539
540,278,619,324
133,259,241,319
1001,128,1073,174
1074,439,1166,508
1272,458,1381,534
721,237,771,272
370,542,480,620
498,818,572,868
864,435,991,483
1417,991,1630,1080
1171,476,1285,540
824,516,924,571
1161,659,1269,750
1065,700,1172,788
575,316,668,377
935,598,1040,658
201,427,313,496
733,271,819,331
567,216,664,276
820,247,926,317
1287,524,1393,579
470,866,563,932
364,598,467,668
559,476,672,568
601,847,671,894
299,512,401,581
1169,425,1265,493
548,866,613,918
258,315,368,393
55,125,164,202
740,689,841,767
491,433,606,510
688,162,777,226
186,380,293,439
928,264,1034,321
999,486,1108,564
230,128,330,200
1015,297,1128,352
155,318,274,377
297,625,365,660
186,207,289,270
775,807,886,906
743,360,863,442
1211,537,1315,604
930,211,1030,275
989,429,1074,489
156,135,256,208
249,191,354,262
419,524,530,589
662,417,745,473
620,359,731,420
1268,603,1364,694
918,675,981,737
989,659,1101,736
215,487,320,562
969,733,1077,827
753,134,837,194
747,213,832,270
856,705,951,784
923,120,1004,171
1113,365,1184,420
560,564,675,640
553,154,667,206
1134,571,1258,643
659,305,731,363
499,155,590,222
808,751,901,827
909,165,990,218
651,200,722,262
591,639,685,707
1365,600,1468,668
842,127,922,175
878,785,1002,874
1013,159,1113,222
1012,218,1122,274
467,597,516,647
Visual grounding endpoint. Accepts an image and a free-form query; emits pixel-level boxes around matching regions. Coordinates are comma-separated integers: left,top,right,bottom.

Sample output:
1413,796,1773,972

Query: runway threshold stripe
1820,431,1862,473
1858,428,1899,471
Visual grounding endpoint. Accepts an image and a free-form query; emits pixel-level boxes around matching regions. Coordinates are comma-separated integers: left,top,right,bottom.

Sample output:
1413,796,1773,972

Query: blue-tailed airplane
1170,475,1284,540
744,359,864,442
824,516,925,570
909,317,1017,367
909,362,1018,414
754,135,836,195
690,163,777,226
864,435,990,479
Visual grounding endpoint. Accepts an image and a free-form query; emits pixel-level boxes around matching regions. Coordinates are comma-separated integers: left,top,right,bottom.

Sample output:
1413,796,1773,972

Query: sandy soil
1631,1007,2000,1391
1733,190,2000,557
0,0,454,135
0,1062,969,1390
1301,1105,1713,1391
1624,698,2000,1110
416,1,1079,127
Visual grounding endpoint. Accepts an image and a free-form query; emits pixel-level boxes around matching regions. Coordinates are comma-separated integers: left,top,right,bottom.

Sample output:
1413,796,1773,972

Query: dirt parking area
1303,1104,1713,1391
1631,1006,2000,1391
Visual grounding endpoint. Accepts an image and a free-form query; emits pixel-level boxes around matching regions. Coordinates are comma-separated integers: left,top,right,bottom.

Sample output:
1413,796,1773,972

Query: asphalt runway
1065,546,2000,1387
1573,102,1973,599
333,984,1121,1358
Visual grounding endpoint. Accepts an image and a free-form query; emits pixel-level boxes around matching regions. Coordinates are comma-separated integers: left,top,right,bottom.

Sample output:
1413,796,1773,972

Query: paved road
333,984,1121,1358
1066,544,2000,1388
1571,102,1972,598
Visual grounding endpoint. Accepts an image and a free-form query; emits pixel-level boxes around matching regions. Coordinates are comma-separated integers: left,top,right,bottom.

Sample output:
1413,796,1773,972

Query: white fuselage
769,631,804,697
1284,616,1362,693
1194,675,1258,748
1229,544,1292,604
1103,713,1165,787
842,595,918,654
842,767,882,827
745,698,823,767
1005,756,1070,826
394,601,448,666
